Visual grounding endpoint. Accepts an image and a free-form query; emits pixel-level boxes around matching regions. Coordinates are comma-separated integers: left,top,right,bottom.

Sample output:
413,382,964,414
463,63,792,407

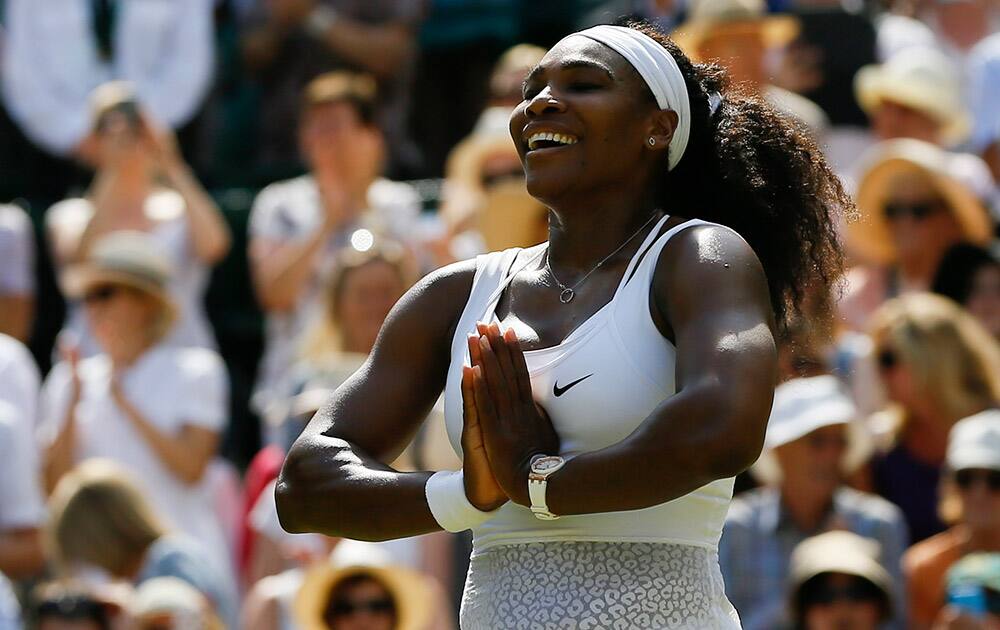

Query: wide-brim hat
752,376,873,484
789,531,894,619
131,577,224,630
672,0,800,60
855,48,970,146
62,231,178,328
293,561,434,630
849,139,992,266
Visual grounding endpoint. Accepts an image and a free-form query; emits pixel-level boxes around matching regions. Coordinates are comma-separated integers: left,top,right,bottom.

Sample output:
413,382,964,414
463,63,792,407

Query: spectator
905,410,1000,629
46,82,231,357
840,139,993,331
46,459,238,629
0,334,45,581
0,204,35,342
1,0,215,159
720,376,908,630
0,573,21,630
933,244,1000,340
789,531,895,630
855,48,970,149
672,0,828,138
866,293,1000,543
131,577,224,630
248,72,421,419
239,0,423,177
31,581,119,630
38,232,232,579
968,33,1000,183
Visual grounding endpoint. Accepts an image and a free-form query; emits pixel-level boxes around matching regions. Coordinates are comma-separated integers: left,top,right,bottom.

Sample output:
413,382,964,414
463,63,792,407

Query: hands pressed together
461,322,560,512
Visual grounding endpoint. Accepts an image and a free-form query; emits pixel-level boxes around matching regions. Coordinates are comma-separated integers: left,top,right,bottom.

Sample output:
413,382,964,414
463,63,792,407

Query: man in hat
672,0,828,139
719,376,908,629
789,531,896,630
248,72,422,419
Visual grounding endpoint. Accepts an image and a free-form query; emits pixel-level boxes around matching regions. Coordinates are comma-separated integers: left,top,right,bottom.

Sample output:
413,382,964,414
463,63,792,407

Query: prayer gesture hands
461,322,559,509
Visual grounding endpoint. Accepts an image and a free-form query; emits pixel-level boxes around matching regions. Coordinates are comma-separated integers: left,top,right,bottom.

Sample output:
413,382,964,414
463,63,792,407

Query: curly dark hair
620,18,852,329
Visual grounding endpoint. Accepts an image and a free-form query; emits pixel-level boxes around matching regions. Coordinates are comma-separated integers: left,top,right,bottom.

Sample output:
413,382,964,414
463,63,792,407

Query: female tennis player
277,18,848,628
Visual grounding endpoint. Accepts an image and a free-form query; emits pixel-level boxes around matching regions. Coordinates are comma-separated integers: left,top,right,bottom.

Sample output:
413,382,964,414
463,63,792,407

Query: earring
648,137,656,147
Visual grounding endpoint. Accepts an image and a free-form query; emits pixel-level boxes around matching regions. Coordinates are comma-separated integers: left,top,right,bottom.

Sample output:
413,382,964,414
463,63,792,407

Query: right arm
275,260,476,540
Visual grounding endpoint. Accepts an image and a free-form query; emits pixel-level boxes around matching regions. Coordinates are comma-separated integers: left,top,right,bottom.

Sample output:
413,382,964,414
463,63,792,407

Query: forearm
254,227,331,311
118,402,211,484
276,434,440,541
166,164,232,263
43,411,77,493
0,529,44,578
544,386,763,516
0,296,33,342
315,20,413,78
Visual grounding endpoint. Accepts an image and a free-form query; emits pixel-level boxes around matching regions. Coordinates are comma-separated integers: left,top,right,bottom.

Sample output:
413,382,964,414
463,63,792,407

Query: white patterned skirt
459,541,741,630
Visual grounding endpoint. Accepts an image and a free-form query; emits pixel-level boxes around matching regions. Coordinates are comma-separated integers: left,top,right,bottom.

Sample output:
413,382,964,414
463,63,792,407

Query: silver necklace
545,213,660,304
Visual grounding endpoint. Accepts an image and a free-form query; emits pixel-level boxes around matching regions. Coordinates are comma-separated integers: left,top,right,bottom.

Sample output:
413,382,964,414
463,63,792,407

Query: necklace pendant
559,288,575,304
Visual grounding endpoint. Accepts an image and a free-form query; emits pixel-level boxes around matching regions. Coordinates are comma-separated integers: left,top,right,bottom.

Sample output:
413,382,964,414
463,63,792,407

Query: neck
108,337,153,368
902,409,952,463
964,523,1000,550
780,481,835,532
545,191,661,272
896,249,943,287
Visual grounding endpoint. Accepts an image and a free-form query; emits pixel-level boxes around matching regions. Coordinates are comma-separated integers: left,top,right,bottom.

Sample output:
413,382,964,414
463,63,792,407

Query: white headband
568,25,692,171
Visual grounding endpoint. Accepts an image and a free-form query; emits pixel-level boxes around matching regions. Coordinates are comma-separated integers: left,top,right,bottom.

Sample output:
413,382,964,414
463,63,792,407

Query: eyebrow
523,58,616,88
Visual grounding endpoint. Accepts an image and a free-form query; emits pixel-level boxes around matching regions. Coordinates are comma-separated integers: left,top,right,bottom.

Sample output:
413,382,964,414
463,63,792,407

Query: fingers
503,327,534,403
485,322,519,387
478,335,513,419
471,365,497,429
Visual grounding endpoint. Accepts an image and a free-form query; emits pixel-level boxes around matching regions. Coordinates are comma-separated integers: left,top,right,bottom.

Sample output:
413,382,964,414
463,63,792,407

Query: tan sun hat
855,47,970,146
62,231,178,330
293,543,434,630
132,577,224,630
848,139,993,266
672,0,800,60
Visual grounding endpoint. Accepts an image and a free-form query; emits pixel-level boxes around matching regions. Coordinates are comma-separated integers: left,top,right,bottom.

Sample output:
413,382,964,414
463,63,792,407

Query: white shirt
247,175,421,412
39,344,231,575
0,205,35,297
0,335,44,530
0,334,40,426
47,192,217,356
1,0,215,156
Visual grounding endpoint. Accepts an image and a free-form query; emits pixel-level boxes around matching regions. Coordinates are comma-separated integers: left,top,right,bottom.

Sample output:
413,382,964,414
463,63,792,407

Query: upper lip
521,123,581,152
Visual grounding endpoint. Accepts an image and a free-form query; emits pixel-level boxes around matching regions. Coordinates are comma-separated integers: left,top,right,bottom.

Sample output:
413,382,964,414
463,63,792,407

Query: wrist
425,470,500,533
511,451,547,507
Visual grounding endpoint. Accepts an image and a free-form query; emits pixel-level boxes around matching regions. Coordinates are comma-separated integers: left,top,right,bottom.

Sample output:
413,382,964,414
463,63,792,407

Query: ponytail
623,19,852,329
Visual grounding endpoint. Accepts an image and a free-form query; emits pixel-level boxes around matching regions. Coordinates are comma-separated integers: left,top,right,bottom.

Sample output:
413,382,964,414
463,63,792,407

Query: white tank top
443,215,737,554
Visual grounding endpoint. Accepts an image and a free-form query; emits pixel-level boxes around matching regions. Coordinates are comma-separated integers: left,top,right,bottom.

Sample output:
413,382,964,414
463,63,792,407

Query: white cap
947,409,1000,472
765,376,858,450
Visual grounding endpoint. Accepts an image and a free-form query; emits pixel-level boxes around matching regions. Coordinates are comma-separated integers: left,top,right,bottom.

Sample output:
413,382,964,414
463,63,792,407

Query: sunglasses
802,578,884,606
954,468,1000,492
82,284,124,305
876,349,898,371
883,201,946,222
329,597,395,617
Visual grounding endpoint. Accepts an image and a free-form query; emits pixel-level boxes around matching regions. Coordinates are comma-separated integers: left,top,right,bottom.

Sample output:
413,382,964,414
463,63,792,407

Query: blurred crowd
1,0,1000,629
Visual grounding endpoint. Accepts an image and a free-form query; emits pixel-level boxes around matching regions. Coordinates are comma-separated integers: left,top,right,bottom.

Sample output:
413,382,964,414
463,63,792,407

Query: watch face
532,456,564,473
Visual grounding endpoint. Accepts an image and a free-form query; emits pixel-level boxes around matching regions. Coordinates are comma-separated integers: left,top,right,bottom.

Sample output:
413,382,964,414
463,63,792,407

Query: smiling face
510,35,676,208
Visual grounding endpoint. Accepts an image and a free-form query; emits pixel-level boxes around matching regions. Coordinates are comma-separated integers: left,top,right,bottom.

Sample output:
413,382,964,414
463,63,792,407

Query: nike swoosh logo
553,374,594,397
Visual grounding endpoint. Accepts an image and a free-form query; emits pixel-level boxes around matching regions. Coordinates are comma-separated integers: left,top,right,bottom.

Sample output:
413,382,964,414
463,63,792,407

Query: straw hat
855,47,970,146
752,376,873,485
849,139,993,266
63,231,178,328
672,0,800,60
132,577,223,630
293,544,434,630
789,531,894,619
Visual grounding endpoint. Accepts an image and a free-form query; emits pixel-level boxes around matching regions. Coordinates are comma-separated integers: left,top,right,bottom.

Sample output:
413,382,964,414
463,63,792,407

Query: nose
526,87,566,117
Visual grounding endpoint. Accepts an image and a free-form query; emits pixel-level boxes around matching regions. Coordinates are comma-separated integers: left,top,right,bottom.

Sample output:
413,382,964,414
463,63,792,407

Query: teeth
527,131,579,151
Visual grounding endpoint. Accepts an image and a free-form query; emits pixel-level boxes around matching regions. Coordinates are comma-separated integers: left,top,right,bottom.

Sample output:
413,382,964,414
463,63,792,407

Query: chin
524,169,576,207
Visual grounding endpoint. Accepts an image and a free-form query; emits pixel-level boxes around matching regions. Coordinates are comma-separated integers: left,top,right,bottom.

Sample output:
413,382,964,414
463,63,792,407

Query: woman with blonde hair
39,231,232,580
867,292,1000,542
47,459,237,628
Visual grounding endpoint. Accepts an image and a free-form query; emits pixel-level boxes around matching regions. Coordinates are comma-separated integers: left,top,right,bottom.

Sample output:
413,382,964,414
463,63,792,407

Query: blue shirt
719,487,909,630
968,33,1000,153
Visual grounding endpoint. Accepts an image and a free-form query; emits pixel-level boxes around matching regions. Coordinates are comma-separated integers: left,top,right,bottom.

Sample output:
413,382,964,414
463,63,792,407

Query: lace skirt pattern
459,541,741,630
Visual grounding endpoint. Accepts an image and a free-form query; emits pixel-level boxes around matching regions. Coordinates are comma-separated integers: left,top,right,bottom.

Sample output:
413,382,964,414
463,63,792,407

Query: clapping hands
461,322,559,510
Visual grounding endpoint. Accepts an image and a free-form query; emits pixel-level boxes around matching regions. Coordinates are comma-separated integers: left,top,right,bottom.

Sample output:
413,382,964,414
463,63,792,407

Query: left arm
111,381,219,485
148,120,233,264
476,225,777,512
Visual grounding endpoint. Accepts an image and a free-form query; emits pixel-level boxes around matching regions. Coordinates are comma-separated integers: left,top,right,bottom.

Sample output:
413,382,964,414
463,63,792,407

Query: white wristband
424,470,499,533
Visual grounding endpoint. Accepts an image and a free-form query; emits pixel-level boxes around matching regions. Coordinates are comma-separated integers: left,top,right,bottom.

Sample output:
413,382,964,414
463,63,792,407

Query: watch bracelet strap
425,470,499,533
